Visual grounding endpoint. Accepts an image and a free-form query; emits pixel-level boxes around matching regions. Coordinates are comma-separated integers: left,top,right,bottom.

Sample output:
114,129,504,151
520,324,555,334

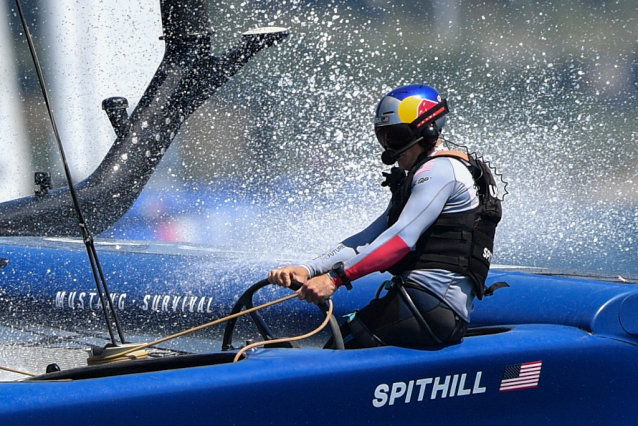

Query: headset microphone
380,136,424,165
381,150,396,165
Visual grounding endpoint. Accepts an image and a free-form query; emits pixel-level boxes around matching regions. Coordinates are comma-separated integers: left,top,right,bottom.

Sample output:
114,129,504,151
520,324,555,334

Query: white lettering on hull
55,290,214,316
373,371,486,408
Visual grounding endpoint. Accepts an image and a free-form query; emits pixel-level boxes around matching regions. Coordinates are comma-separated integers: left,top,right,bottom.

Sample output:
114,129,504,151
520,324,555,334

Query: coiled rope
233,299,333,362
1,289,332,375
93,290,331,364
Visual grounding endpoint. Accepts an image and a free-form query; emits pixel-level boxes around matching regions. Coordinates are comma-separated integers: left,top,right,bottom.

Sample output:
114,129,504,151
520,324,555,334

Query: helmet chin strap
381,136,424,165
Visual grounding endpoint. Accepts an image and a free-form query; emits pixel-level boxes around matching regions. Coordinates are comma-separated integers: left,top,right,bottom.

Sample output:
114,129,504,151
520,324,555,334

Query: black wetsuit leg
339,283,468,349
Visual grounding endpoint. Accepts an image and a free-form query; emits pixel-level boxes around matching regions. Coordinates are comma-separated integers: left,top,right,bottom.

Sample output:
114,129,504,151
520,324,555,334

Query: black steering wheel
221,279,344,350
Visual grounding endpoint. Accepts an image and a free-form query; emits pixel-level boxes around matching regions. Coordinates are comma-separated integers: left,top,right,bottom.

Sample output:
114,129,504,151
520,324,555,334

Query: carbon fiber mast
0,0,288,237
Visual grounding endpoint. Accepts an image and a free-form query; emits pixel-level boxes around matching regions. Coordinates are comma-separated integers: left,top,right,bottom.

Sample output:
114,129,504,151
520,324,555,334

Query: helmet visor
375,124,416,150
375,98,449,150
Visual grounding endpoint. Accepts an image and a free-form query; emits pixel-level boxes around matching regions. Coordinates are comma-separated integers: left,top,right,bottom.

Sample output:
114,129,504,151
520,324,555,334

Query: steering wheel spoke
221,279,344,350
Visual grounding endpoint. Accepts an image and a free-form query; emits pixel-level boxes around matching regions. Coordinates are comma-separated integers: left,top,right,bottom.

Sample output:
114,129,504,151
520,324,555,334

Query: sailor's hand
268,265,309,288
299,273,337,304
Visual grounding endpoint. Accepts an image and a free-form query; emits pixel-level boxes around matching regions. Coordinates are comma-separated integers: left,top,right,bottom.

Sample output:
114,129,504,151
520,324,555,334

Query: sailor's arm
301,208,390,277
274,158,458,303
334,159,456,285
299,160,457,304
267,209,388,288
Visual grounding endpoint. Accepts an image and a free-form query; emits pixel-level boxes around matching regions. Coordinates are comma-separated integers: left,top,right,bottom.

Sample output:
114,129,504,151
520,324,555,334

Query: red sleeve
338,235,410,285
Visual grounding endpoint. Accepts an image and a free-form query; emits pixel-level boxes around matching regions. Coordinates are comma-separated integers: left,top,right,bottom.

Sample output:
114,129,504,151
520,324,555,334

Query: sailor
269,84,502,348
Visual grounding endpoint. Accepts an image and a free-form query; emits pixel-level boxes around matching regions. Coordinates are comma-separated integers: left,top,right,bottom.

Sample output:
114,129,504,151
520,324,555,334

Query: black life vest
385,150,502,300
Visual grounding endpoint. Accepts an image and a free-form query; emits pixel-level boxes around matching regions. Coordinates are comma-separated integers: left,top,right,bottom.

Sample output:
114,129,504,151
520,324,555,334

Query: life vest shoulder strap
431,150,470,162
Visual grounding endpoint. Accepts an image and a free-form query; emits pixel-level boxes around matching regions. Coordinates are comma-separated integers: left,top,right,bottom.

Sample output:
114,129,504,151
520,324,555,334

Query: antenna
14,0,126,347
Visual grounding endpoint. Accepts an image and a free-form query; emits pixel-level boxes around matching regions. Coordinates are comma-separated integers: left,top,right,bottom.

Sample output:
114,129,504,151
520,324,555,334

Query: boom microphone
381,150,397,165
380,136,424,165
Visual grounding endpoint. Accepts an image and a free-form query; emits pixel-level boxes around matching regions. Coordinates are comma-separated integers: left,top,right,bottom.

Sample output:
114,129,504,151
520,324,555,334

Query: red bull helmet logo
375,84,445,129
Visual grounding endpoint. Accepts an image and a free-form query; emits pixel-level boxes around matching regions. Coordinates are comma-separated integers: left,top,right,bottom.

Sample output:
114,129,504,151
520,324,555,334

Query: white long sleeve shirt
302,149,479,321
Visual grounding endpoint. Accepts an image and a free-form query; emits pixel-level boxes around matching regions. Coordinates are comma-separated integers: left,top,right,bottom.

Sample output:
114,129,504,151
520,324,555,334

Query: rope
0,365,35,378
95,291,303,363
233,299,334,362
2,288,327,373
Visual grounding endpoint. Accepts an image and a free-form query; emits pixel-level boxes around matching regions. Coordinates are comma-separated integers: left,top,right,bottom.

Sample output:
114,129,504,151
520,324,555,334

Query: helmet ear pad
418,124,440,150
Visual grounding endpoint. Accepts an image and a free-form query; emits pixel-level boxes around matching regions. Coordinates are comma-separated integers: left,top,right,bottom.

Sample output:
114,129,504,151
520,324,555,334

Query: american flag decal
499,360,542,392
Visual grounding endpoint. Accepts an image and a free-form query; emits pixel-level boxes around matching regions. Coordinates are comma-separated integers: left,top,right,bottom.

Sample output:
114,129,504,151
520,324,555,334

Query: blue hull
2,237,638,424
2,327,637,425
